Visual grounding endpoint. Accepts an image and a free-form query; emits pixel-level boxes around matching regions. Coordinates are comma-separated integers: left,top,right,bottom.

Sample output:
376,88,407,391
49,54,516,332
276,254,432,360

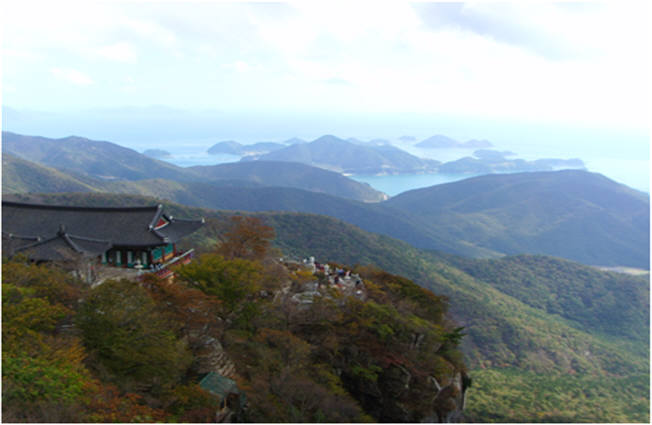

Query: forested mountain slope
244,134,440,174
2,153,101,194
2,134,386,202
2,220,468,422
2,131,188,181
186,160,386,202
8,192,649,422
5,162,648,268
386,170,650,268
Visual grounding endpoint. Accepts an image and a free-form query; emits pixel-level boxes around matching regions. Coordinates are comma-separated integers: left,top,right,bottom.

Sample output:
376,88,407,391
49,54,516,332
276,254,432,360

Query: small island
142,149,171,158
438,149,585,174
417,135,493,149
207,141,286,156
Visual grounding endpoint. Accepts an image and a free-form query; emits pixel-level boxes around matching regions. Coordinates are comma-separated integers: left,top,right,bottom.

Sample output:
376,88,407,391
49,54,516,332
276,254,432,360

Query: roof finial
58,224,66,236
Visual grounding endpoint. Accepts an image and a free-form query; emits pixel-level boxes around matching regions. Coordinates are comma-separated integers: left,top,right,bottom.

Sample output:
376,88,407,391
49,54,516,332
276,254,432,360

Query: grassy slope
8,192,649,422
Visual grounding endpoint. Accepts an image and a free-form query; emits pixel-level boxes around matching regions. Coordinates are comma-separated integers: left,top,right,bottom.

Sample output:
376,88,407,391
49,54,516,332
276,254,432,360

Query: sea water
158,139,649,197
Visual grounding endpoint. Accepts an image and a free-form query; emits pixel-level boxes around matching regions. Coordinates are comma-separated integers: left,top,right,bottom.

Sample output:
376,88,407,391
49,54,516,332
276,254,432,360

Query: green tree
176,254,262,316
76,279,192,393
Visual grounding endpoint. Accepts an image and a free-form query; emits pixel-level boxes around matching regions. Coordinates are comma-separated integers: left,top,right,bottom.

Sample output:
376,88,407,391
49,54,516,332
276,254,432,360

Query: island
417,135,494,149
142,148,171,158
207,141,286,156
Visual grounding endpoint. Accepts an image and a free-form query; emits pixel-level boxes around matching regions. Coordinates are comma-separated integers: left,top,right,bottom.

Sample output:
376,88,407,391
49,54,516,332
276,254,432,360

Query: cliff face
341,360,468,422
218,260,469,422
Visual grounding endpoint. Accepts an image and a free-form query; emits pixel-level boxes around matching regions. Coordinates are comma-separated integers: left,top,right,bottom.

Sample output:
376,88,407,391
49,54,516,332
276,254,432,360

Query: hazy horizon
2,1,650,191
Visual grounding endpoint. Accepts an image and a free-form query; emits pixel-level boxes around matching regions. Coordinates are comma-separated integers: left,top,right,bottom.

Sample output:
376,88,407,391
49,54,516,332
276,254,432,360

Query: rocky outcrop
339,354,468,422
192,337,237,379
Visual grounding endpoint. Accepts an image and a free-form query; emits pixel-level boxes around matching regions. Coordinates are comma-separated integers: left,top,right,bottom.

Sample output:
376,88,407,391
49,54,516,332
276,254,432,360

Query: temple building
2,201,204,281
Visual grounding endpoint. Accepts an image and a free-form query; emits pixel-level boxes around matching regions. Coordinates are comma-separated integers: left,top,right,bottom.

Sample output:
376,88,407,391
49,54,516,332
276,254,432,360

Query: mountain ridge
243,134,441,175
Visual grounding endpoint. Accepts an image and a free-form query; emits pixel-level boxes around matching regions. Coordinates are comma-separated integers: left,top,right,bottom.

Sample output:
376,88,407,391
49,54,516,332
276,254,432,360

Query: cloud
50,67,94,86
121,17,178,48
323,77,353,86
222,61,259,73
96,42,138,63
411,3,581,60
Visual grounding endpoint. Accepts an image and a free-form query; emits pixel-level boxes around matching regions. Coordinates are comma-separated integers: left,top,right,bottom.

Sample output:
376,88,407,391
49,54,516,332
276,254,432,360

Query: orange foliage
83,383,167,423
217,216,275,261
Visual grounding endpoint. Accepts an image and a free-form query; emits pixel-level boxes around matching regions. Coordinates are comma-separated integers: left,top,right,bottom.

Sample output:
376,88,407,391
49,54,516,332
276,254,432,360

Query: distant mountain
2,153,100,194
3,132,647,268
206,140,241,155
386,170,650,268
245,134,440,175
438,155,585,174
417,135,493,149
2,131,188,181
347,137,391,147
142,148,171,159
398,135,416,142
207,141,285,156
186,161,387,202
472,149,516,160
3,132,385,203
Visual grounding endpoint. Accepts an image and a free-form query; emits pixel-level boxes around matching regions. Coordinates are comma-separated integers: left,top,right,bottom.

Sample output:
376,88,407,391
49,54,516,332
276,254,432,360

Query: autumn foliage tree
216,216,275,261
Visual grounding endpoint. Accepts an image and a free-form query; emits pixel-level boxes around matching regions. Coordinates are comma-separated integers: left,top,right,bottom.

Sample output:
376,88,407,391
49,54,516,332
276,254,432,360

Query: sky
2,0,650,132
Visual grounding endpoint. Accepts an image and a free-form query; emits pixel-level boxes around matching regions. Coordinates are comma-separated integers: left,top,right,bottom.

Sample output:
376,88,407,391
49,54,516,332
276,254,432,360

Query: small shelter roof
199,372,239,399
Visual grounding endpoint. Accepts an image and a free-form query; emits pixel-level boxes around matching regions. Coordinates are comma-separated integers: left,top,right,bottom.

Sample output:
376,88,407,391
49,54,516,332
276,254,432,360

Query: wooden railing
143,249,195,280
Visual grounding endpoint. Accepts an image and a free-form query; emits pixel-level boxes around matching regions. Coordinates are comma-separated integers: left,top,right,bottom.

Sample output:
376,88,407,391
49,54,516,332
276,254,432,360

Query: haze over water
3,1,649,194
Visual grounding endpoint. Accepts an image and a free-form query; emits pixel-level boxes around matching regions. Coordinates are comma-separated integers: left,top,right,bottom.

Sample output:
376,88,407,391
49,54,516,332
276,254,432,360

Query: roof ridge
2,231,40,240
162,215,205,224
148,204,164,229
2,201,161,212
60,233,84,253
15,234,61,251
147,205,169,244
66,234,113,244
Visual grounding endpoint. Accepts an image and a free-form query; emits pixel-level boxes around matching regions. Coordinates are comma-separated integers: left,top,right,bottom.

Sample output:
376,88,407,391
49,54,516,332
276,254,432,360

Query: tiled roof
2,201,203,249
156,214,205,243
2,202,204,263
2,232,40,257
12,231,112,262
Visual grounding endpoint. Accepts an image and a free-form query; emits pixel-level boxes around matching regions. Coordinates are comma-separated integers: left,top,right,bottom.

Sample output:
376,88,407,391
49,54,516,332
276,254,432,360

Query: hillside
2,135,386,203
8,191,649,422
2,131,188,181
244,134,440,175
5,154,647,268
2,221,467,422
187,161,387,202
386,170,650,268
2,153,101,194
